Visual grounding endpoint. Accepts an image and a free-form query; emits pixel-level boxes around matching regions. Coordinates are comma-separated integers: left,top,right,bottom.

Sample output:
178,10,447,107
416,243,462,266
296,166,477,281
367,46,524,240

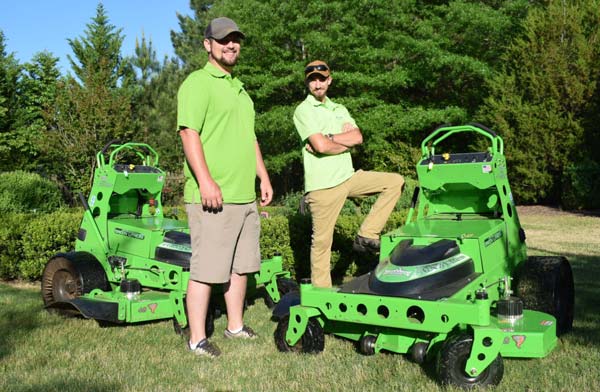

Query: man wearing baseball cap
177,16,273,357
293,60,405,288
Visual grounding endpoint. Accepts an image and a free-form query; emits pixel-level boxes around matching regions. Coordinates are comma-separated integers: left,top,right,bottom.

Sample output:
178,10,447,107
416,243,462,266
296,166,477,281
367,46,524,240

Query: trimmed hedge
0,171,64,214
0,207,407,282
0,210,82,280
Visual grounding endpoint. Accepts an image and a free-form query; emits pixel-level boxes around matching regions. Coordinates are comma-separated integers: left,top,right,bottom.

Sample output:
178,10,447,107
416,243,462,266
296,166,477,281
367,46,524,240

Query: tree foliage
0,31,23,170
170,0,531,194
67,3,133,88
41,4,136,201
478,0,600,205
2,1,600,209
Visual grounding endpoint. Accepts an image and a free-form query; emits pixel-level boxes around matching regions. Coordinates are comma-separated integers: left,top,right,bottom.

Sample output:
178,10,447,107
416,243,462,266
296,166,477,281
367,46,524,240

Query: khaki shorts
185,203,261,284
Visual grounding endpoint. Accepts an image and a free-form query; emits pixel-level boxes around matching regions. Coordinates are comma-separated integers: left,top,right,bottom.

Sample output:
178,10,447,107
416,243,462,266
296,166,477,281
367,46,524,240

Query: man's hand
199,177,223,211
342,122,358,133
260,179,273,206
305,143,315,154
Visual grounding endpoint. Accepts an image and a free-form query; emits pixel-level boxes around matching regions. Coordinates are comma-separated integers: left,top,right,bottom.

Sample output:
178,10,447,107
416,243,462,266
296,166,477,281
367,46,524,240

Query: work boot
353,235,380,254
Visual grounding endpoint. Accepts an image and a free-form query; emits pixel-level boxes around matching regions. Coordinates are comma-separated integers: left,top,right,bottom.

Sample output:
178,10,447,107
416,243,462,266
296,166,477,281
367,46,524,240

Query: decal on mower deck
484,230,503,247
512,335,526,348
157,242,191,252
114,228,145,240
377,253,471,282
138,304,158,314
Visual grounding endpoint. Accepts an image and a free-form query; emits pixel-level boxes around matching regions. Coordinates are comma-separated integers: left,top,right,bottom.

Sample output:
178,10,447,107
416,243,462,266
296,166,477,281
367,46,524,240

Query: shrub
19,210,82,280
259,215,294,273
0,203,406,281
0,214,27,280
0,171,64,214
561,160,600,210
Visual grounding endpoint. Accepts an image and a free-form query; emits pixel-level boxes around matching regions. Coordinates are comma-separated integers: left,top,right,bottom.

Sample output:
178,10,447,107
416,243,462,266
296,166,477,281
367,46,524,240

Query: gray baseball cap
204,17,245,40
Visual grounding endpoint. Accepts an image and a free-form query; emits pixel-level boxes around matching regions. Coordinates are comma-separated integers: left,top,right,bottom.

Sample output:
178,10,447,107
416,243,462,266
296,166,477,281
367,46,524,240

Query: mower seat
339,238,478,300
154,230,192,270
391,239,460,266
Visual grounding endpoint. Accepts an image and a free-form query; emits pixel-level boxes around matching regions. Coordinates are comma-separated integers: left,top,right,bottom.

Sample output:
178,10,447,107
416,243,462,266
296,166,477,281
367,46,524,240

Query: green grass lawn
1,208,599,392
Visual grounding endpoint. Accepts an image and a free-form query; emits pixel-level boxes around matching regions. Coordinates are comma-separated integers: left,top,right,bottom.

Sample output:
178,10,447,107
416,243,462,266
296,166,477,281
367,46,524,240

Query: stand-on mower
42,141,295,336
273,124,574,388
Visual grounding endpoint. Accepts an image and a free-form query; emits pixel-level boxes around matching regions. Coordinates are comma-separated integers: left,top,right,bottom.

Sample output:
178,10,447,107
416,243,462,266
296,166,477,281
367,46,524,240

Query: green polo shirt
177,62,256,204
293,95,356,192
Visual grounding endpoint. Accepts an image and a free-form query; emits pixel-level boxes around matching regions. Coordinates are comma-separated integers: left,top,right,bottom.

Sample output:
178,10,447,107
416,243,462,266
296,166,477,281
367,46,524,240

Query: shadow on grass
8,379,120,392
0,283,48,360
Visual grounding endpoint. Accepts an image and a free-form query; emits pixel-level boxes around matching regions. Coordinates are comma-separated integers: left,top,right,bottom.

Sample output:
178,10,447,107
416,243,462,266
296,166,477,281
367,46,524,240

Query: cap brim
211,29,246,40
305,70,330,80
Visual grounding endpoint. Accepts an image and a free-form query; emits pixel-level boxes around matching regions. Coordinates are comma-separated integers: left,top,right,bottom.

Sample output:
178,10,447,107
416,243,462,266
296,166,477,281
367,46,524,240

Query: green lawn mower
42,141,295,336
273,124,574,388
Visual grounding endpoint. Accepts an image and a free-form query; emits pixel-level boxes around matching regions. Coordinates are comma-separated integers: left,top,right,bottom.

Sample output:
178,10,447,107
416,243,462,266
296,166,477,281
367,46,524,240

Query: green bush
0,171,64,214
0,214,27,280
561,160,600,210
259,215,294,273
0,204,407,281
19,210,82,280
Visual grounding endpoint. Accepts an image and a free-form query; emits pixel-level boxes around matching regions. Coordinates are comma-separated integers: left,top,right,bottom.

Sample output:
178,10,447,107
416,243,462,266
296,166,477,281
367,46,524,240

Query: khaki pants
305,170,404,287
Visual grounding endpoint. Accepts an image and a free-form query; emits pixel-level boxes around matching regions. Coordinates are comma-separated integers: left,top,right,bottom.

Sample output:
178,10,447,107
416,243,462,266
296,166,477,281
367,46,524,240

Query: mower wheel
173,302,215,339
515,256,574,335
437,333,504,388
359,335,377,356
274,314,324,354
264,277,299,308
42,256,83,313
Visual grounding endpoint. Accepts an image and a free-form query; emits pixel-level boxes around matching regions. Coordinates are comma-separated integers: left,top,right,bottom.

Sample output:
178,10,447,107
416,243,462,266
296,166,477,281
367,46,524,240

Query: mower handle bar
96,142,159,169
420,123,503,157
100,139,122,156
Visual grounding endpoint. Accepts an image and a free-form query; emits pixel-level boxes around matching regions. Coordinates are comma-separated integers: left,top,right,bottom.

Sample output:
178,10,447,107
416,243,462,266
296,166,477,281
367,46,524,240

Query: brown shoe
353,235,380,254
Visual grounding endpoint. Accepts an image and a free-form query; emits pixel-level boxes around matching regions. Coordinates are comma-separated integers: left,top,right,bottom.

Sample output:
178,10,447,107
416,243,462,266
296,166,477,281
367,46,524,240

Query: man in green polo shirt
177,17,273,357
293,60,404,288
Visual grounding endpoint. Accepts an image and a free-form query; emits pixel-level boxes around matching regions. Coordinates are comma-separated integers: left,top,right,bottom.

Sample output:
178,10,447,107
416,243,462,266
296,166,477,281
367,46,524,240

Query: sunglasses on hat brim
304,64,329,74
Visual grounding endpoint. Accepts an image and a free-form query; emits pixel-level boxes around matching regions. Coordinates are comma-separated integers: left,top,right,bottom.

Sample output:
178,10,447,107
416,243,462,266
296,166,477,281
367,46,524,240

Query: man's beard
218,50,238,67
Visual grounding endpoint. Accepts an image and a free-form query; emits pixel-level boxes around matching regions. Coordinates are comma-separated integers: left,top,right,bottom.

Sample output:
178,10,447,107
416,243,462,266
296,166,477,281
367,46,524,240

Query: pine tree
67,3,130,88
12,51,61,171
42,3,135,201
0,30,23,171
170,0,531,194
478,0,600,206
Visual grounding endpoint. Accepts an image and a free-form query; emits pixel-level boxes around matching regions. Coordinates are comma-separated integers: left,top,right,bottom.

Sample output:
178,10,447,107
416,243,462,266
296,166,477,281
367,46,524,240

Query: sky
0,0,192,74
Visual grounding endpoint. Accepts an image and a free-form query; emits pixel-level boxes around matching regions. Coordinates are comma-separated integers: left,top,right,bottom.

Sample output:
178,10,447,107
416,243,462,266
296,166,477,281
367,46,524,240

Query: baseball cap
304,60,330,80
204,17,245,40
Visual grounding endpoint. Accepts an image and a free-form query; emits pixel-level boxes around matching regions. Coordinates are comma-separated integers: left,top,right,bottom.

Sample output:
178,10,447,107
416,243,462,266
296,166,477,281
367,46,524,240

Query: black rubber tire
274,314,324,354
359,335,377,356
42,253,110,317
514,256,574,335
264,277,299,308
437,334,504,388
173,302,215,339
42,256,83,311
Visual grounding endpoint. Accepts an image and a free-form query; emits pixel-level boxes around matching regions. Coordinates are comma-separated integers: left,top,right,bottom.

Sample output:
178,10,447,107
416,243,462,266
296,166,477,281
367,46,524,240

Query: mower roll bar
96,141,159,169
420,123,503,158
